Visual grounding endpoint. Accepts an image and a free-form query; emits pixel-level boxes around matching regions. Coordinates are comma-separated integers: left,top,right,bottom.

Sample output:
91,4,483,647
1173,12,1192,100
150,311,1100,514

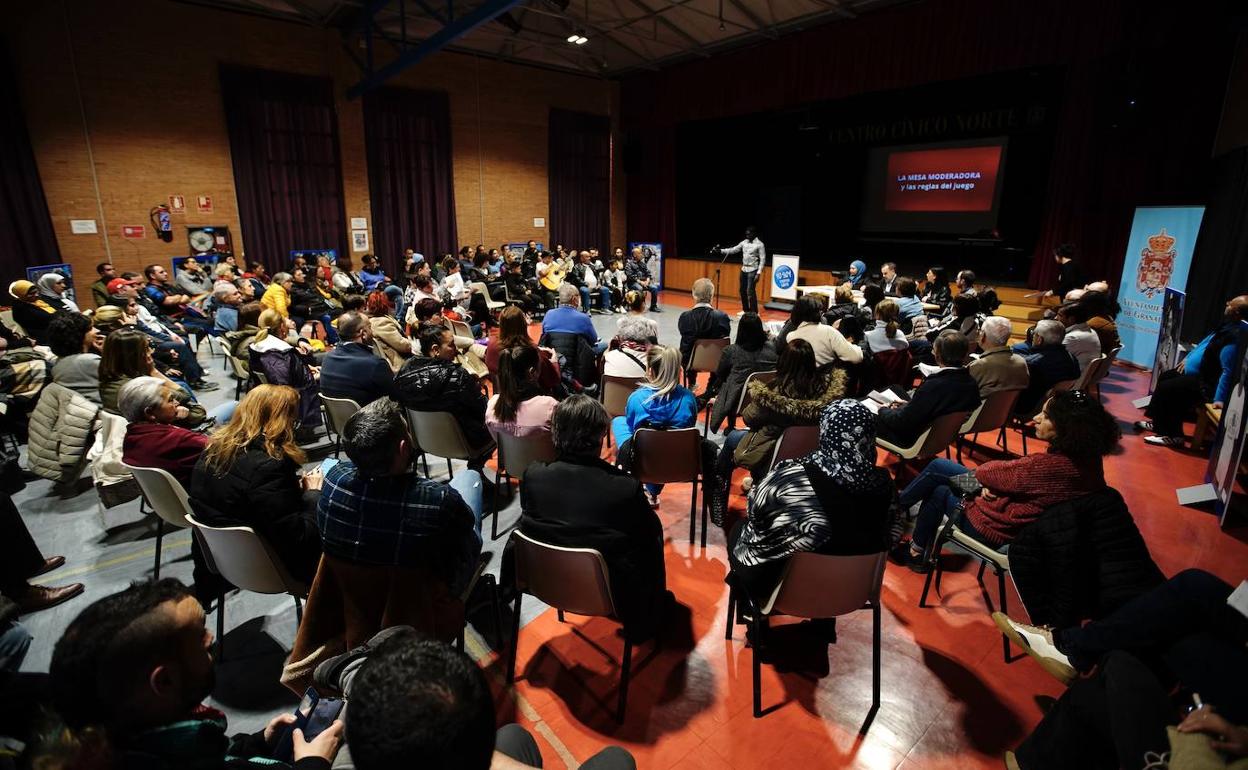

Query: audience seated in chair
717,338,847,506
968,316,1030,398
318,398,484,596
484,306,561,392
318,311,397,408
729,399,903,610
891,388,1119,572
541,284,606,355
1014,319,1080,414
618,289,660,343
874,330,980,449
248,309,323,432
676,278,731,368
920,266,952,316
823,283,867,327
47,311,103,406
784,295,864,367
486,345,558,440
7,281,59,345
604,315,655,378
46,579,344,769
864,299,909,355
211,281,244,333
1137,294,1247,447
362,290,410,372
1055,301,1101,372
344,627,636,770
703,312,778,434
1080,287,1122,353
190,385,324,585
510,394,669,644
996,568,1247,770
100,328,232,428
394,325,493,469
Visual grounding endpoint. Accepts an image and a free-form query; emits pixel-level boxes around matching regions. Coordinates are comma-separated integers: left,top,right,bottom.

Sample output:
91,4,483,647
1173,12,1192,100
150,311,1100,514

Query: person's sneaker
644,489,660,508
1143,434,1185,447
1133,419,1154,431
991,612,1075,684
650,306,663,313
189,380,220,392
313,625,413,696
739,476,753,494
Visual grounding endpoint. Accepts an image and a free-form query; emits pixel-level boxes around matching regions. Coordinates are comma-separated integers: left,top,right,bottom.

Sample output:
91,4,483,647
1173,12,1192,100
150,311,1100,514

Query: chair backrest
1086,355,1114,389
601,375,644,418
185,513,306,596
405,408,473,460
449,319,473,341
871,348,914,391
734,370,776,416
914,410,971,459
631,427,702,484
468,281,488,296
122,463,193,530
496,430,557,480
1072,355,1106,391
770,424,820,469
686,337,729,374
1045,378,1078,399
226,353,249,380
511,530,615,617
1106,345,1123,363
765,551,887,617
320,394,362,439
962,389,1022,434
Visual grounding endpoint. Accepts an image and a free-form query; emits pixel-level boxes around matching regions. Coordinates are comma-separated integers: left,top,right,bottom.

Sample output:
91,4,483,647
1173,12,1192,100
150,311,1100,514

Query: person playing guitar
535,250,564,309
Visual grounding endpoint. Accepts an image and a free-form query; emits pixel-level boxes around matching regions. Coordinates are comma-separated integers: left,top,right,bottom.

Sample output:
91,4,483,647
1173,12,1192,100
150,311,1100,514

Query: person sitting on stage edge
676,278,731,371
1137,294,1248,447
890,388,1118,572
875,330,980,449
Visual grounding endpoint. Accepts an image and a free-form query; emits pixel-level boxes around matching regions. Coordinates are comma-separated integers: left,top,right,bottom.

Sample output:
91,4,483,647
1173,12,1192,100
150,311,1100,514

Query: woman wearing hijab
8,281,59,345
37,273,78,313
728,399,903,606
846,259,868,290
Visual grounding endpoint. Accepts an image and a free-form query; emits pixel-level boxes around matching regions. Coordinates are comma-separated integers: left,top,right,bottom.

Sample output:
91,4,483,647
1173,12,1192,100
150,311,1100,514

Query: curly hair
47,311,94,358
1043,389,1121,459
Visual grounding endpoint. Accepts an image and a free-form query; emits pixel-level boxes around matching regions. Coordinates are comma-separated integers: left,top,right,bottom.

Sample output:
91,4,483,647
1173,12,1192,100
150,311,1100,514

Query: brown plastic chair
319,394,361,458
957,388,1023,462
918,512,1013,662
768,424,820,471
491,430,557,539
876,410,971,473
601,375,644,419
405,408,495,480
506,531,639,723
704,369,776,437
684,337,729,388
726,551,887,718
632,427,708,546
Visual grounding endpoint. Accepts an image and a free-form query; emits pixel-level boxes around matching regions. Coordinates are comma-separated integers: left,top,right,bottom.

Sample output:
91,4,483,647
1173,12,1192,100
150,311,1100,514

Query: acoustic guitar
540,264,567,292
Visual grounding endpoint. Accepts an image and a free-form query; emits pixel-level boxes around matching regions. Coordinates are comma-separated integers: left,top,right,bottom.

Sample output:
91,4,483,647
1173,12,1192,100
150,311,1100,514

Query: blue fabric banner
1114,206,1205,367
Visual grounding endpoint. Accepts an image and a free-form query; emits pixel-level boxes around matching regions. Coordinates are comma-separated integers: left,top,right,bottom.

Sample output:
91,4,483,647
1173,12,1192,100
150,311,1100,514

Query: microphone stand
712,244,728,310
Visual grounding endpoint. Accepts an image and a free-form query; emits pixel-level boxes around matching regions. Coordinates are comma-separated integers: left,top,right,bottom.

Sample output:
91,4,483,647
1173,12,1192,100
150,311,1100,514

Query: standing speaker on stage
714,226,766,316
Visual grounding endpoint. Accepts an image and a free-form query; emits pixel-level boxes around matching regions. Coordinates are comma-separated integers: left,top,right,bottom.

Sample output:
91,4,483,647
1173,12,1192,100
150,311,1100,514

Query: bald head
1227,295,1248,323
337,311,369,343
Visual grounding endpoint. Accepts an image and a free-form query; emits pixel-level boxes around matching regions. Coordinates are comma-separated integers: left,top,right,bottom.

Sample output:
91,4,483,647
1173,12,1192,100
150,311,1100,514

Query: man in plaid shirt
317,398,484,594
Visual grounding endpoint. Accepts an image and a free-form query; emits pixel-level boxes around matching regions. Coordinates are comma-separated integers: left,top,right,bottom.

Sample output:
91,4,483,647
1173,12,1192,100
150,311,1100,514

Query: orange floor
488,293,1248,769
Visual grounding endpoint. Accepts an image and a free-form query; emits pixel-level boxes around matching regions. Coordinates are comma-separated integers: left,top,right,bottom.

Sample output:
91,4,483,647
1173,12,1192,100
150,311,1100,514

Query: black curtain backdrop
0,43,61,278
621,0,1236,289
548,109,610,251
221,66,347,271
363,88,457,273
1184,146,1248,340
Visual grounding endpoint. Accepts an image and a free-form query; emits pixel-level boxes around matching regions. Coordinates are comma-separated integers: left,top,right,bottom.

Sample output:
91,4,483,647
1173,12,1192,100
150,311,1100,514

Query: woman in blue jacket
613,345,702,506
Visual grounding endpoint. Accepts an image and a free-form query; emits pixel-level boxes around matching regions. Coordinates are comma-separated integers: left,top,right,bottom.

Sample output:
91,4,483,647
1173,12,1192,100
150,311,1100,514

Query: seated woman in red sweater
892,389,1120,572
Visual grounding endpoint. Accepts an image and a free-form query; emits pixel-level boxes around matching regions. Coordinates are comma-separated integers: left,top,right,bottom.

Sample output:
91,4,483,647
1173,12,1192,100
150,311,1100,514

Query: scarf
36,272,66,300
802,399,880,492
848,260,868,288
8,280,56,314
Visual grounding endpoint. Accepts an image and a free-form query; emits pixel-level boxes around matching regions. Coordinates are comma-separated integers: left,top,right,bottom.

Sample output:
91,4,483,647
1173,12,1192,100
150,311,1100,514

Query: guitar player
535,251,564,309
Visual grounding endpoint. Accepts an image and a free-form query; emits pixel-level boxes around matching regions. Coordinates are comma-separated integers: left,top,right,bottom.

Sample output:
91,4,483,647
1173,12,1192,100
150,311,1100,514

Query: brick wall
4,0,623,305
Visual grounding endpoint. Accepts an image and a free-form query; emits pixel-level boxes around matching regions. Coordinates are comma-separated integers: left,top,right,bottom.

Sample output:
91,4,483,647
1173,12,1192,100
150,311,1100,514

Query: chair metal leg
491,468,502,540
700,475,709,549
997,567,1010,662
688,477,697,545
956,436,962,464
918,562,936,607
724,584,736,639
446,458,454,480
506,594,523,684
557,609,565,623
217,592,226,662
153,519,165,579
872,601,881,709
294,595,303,625
751,614,767,718
488,576,504,651
617,637,633,723
977,561,987,583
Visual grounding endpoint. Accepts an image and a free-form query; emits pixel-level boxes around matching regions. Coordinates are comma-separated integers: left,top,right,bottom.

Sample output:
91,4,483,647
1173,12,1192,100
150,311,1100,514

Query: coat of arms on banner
1136,228,1176,298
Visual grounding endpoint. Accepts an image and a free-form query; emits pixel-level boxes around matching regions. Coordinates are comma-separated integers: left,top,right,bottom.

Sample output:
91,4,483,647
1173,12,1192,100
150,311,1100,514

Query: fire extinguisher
150,204,173,243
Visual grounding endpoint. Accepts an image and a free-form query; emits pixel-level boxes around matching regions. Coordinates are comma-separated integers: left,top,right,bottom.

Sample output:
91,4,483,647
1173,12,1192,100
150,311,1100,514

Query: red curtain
363,88,458,274
221,66,347,271
0,43,60,278
548,109,611,251
622,0,1236,288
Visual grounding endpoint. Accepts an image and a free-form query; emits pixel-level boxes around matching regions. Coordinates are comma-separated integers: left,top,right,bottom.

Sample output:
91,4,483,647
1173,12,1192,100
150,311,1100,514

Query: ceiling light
575,35,588,45
567,33,580,43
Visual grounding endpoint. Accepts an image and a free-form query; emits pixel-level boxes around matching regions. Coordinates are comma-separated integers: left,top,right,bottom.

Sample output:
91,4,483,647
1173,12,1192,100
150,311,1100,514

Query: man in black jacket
676,278,731,365
319,312,396,407
49,578,343,768
876,331,981,447
394,325,493,467
511,395,668,642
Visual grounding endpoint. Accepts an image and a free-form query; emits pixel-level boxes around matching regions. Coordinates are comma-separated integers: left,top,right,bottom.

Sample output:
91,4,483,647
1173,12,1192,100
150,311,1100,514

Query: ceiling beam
725,0,778,38
618,0,707,53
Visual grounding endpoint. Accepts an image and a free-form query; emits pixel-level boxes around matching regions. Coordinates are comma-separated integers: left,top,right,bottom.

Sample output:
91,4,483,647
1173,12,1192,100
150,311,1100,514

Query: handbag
948,471,983,498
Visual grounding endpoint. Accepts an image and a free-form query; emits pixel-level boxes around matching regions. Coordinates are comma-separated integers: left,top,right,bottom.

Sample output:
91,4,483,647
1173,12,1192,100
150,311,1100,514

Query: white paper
349,217,367,230
70,219,97,234
917,362,941,377
1132,395,1152,409
1228,580,1248,620
533,217,545,228
860,397,881,414
351,229,369,252
1176,483,1217,506
867,389,904,405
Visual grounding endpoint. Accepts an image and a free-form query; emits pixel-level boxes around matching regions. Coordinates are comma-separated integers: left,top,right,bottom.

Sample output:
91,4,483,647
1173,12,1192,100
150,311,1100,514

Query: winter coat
707,342,778,433
189,442,323,585
28,382,101,485
733,370,847,475
1008,487,1164,629
248,345,322,427
368,315,413,372
539,330,598,388
394,356,492,450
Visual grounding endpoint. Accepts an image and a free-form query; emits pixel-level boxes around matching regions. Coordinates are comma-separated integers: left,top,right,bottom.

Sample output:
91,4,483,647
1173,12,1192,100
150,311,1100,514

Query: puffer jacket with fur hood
733,369,847,475
28,382,101,485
